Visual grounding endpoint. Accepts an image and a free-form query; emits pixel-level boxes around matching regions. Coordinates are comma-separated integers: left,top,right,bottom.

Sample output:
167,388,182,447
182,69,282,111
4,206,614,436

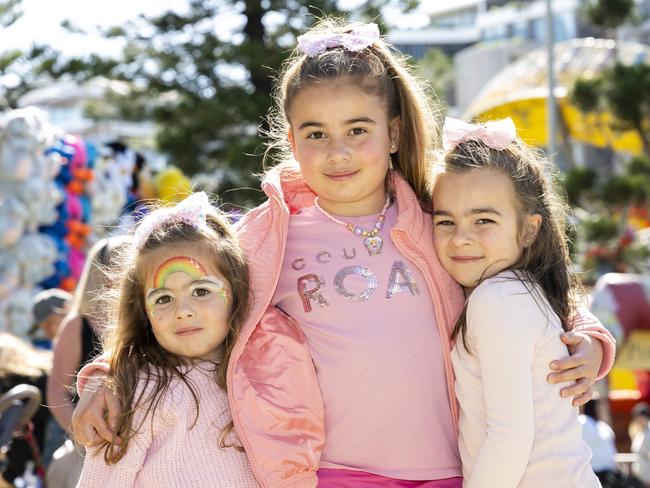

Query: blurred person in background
630,402,650,486
0,332,52,485
580,397,618,476
45,236,128,487
29,289,72,348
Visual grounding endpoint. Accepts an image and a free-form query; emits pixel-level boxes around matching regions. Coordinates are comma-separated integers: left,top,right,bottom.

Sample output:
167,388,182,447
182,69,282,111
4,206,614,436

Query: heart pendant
364,235,383,256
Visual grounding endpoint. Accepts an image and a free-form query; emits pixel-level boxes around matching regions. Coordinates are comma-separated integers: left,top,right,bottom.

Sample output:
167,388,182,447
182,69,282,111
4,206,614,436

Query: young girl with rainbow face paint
73,19,614,487
76,192,257,487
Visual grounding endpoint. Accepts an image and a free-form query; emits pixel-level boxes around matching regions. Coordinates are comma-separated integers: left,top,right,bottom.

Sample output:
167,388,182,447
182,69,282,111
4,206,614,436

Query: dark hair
265,17,440,207
100,206,249,463
438,138,581,351
632,402,650,420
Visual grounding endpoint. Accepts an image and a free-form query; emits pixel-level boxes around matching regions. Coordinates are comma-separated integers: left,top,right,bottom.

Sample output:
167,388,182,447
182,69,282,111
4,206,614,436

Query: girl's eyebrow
470,207,501,216
432,208,502,217
191,278,224,287
146,288,168,301
297,117,376,130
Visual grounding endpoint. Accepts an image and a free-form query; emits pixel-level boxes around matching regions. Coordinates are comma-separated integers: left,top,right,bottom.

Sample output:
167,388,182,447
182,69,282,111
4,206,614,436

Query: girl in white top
432,117,601,488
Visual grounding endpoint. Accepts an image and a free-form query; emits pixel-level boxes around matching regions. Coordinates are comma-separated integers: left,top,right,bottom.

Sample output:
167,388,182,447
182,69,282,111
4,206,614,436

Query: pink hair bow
133,192,211,249
442,117,517,151
297,23,380,57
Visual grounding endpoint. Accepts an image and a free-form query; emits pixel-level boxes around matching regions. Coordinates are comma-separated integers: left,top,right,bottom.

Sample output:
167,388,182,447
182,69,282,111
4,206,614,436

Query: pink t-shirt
272,203,461,481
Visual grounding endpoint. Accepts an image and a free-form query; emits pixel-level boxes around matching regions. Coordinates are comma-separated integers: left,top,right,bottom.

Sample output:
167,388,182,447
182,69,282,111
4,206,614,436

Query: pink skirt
317,468,463,487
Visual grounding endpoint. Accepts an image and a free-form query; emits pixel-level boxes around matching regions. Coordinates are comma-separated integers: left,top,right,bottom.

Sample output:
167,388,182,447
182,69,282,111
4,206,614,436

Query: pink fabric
76,364,257,487
318,469,462,487
453,272,601,487
227,167,464,486
272,203,460,479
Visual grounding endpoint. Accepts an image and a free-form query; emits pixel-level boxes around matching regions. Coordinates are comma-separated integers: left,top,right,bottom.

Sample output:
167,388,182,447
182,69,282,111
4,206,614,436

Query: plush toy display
0,108,143,337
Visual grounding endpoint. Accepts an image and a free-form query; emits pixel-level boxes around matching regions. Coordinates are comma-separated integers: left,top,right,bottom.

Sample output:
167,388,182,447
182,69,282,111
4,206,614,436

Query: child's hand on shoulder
547,332,602,407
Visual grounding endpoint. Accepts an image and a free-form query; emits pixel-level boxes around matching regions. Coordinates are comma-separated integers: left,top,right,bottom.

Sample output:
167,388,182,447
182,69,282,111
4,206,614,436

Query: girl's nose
175,297,195,320
327,139,351,164
452,227,474,246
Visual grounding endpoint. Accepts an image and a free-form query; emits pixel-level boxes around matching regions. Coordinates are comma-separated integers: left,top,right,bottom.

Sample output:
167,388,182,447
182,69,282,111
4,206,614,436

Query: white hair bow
443,117,517,151
133,192,211,249
297,23,380,57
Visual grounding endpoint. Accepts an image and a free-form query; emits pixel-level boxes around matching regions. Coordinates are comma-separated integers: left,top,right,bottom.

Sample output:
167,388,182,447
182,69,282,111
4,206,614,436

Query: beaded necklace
314,195,391,256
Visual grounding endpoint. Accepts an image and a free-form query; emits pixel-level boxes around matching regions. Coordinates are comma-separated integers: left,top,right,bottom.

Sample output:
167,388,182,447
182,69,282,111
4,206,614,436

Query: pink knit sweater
76,363,258,487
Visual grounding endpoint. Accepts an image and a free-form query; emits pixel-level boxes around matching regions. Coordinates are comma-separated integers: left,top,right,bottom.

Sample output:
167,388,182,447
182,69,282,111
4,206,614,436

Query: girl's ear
522,213,542,247
287,129,297,156
389,117,401,154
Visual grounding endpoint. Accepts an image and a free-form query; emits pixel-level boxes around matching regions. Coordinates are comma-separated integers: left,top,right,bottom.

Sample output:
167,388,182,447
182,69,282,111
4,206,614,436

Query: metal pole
546,0,557,162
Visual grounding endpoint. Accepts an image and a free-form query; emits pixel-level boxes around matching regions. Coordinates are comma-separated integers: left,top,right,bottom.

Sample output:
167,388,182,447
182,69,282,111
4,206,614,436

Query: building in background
17,78,155,148
389,0,649,115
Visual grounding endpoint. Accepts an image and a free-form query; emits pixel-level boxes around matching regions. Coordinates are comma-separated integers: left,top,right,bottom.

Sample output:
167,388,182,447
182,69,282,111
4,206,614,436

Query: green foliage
628,155,650,176
584,0,635,30
416,48,453,104
36,0,419,206
583,215,620,242
0,0,21,27
561,167,598,206
603,63,650,136
600,174,649,205
570,63,650,157
569,77,603,113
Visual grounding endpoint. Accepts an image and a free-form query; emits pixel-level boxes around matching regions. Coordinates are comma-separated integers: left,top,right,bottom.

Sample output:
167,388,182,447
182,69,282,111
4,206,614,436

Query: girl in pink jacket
73,19,615,488
76,192,257,487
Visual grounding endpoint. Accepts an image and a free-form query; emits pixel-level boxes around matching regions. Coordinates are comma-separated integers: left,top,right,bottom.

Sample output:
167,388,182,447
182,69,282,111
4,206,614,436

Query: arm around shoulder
229,306,324,488
570,306,616,379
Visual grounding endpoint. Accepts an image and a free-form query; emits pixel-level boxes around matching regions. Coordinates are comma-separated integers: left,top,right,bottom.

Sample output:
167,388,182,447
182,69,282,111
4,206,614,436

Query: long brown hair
439,138,581,351
100,206,249,463
264,17,440,207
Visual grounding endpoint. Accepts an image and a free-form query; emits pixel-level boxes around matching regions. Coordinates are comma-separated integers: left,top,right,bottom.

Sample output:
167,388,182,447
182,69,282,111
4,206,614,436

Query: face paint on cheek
199,276,230,306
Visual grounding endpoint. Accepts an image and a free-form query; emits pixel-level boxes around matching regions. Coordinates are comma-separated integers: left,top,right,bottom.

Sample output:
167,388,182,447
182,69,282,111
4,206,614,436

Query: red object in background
606,278,650,335
59,276,77,292
73,168,94,182
610,389,643,452
66,180,84,194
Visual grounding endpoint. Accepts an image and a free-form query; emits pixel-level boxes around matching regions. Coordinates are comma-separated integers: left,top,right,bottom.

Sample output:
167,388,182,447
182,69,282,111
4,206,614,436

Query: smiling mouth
325,170,358,180
175,327,203,336
451,256,483,263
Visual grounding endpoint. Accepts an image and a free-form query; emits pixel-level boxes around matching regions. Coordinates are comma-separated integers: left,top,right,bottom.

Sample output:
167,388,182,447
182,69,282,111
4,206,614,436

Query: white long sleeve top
452,272,601,488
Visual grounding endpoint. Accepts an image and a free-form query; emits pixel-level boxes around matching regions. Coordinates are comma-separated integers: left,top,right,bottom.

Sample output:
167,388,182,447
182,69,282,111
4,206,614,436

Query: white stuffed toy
12,178,63,231
4,288,34,338
14,233,58,286
0,193,29,247
88,153,127,231
0,250,20,301
0,107,56,182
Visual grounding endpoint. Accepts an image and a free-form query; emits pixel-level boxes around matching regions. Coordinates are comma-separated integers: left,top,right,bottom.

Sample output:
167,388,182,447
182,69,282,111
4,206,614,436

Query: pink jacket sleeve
229,306,325,488
571,306,616,380
76,355,111,394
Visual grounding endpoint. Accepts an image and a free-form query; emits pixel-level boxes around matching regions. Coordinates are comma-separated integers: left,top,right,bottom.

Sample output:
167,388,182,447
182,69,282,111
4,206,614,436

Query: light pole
546,0,557,162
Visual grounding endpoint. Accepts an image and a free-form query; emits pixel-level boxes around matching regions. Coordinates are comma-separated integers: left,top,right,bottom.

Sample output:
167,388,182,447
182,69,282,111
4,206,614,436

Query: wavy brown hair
99,206,249,463
437,138,582,351
264,17,440,208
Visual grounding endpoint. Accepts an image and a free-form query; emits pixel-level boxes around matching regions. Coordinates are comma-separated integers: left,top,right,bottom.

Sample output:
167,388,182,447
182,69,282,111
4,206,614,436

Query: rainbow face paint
153,256,206,289
146,256,229,309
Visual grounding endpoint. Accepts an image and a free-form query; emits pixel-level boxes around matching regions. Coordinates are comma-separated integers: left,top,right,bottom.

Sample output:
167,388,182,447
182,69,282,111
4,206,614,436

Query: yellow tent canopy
463,38,650,154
